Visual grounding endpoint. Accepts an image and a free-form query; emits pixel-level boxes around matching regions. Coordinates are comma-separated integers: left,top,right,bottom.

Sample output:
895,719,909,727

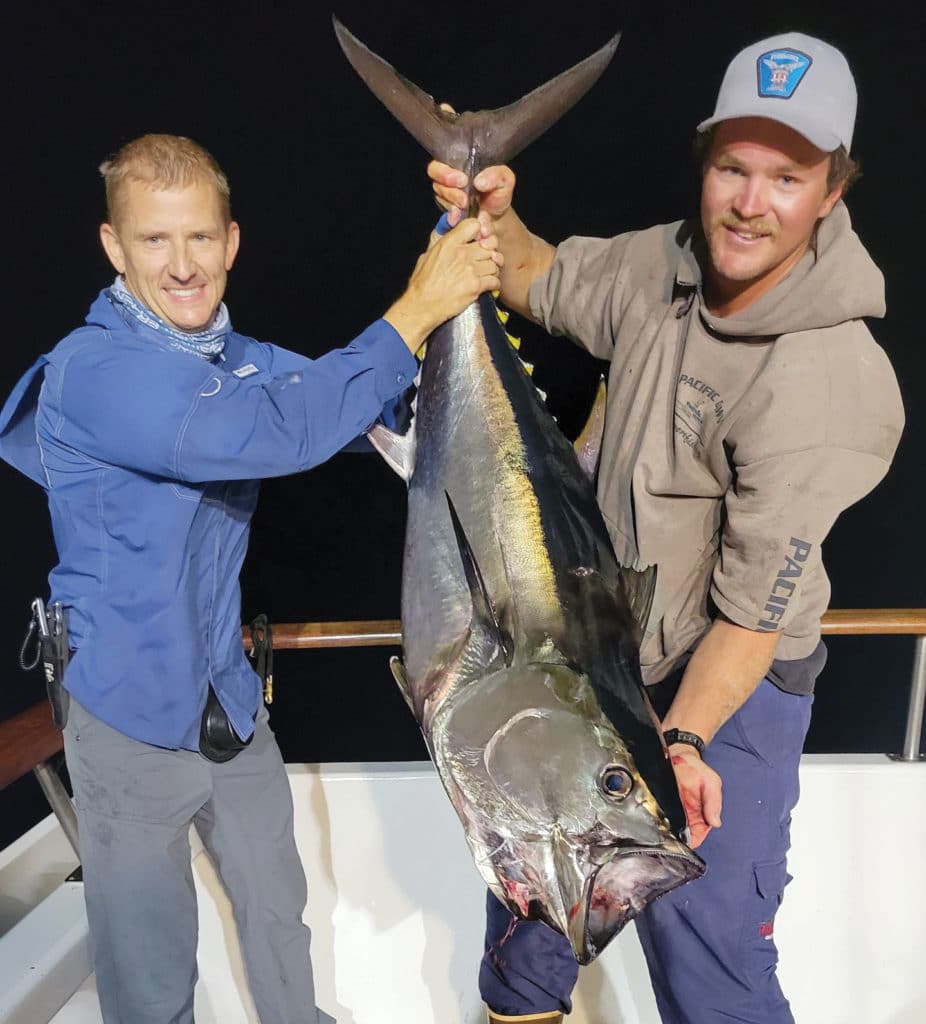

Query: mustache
715,214,778,238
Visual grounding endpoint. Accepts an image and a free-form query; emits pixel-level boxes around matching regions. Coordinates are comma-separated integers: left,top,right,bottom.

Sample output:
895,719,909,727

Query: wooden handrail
269,620,402,649
4,609,926,792
0,701,67,791
263,610,926,648
819,609,926,636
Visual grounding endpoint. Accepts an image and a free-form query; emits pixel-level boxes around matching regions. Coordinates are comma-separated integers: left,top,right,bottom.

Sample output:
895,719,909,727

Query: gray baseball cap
697,32,857,152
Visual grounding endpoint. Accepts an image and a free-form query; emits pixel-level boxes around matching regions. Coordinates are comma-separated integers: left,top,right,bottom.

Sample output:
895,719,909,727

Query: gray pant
63,697,319,1024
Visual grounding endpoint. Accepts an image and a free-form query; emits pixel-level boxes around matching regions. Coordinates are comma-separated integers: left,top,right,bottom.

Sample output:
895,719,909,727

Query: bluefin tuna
334,18,705,963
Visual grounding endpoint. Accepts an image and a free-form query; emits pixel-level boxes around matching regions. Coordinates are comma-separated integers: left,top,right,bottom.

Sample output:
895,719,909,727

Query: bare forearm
662,617,781,746
494,207,556,320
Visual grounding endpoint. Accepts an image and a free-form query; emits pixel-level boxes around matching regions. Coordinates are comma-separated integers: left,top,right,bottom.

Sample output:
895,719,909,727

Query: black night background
1,0,922,849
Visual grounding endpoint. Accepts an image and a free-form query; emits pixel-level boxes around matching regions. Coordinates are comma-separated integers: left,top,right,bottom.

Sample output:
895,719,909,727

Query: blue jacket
0,289,417,749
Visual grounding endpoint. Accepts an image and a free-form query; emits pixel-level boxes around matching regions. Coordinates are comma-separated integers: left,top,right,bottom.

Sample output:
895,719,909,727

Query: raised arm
44,215,504,484
429,161,554,320
385,213,502,352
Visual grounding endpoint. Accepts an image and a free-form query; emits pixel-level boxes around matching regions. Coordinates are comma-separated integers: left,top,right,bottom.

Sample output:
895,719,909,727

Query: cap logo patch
757,49,812,99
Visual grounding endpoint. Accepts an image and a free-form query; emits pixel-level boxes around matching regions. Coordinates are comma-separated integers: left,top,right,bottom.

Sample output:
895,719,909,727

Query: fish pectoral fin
388,655,415,713
619,563,658,635
367,419,416,481
445,491,514,667
573,376,607,480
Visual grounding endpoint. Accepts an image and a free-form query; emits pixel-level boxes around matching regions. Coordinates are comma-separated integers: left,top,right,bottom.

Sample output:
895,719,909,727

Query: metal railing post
32,759,80,858
892,635,926,762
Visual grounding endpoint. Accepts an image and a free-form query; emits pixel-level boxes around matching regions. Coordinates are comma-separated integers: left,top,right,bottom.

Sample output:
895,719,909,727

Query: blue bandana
108,276,229,361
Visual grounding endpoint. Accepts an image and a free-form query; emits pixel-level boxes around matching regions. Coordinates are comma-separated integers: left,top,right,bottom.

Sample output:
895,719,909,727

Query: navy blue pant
479,679,813,1022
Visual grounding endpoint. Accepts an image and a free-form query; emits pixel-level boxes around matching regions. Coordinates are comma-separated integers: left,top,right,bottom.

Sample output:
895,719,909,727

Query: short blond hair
99,134,232,225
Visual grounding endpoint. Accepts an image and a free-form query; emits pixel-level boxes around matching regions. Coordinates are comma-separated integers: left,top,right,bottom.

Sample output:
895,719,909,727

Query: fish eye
600,766,633,799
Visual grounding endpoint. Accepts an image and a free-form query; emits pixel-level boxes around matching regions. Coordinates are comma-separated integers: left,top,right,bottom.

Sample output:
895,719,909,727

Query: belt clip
249,614,274,705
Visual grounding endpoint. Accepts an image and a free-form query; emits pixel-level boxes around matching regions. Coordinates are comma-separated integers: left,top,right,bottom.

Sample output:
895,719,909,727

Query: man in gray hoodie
430,32,904,1024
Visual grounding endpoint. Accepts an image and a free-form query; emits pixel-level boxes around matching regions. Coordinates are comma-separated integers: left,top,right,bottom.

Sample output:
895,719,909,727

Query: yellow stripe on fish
470,316,563,634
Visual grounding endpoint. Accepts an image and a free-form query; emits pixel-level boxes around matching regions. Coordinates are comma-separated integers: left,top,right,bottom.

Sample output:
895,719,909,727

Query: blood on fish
501,878,532,917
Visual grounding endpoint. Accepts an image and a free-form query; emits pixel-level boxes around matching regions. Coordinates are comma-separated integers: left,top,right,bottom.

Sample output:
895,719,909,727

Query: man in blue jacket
0,132,502,1024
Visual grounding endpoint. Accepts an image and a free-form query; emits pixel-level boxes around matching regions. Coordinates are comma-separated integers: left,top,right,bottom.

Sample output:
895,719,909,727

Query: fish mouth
536,836,705,964
580,840,704,963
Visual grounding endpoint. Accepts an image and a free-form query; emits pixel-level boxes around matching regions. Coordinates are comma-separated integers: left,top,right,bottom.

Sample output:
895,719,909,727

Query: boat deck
3,757,925,1024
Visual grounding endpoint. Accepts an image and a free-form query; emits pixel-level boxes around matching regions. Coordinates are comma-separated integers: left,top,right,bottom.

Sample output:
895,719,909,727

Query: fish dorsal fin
367,419,416,481
573,376,607,480
445,491,513,666
334,17,620,178
619,563,658,634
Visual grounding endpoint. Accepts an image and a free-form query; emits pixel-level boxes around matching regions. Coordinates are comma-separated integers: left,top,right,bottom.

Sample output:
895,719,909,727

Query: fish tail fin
333,16,461,165
470,34,621,168
333,17,620,176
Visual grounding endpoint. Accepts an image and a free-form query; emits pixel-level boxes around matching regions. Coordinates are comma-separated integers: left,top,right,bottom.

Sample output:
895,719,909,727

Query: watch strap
663,728,705,755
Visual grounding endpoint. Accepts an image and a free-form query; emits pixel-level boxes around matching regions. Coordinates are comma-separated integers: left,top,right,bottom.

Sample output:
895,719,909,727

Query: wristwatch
663,728,705,756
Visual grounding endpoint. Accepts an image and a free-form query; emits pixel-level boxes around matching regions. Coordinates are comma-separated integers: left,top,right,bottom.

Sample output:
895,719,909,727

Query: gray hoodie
530,202,904,690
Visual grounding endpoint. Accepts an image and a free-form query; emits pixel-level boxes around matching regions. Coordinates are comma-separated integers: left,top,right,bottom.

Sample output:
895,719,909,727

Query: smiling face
700,117,842,316
100,177,240,333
